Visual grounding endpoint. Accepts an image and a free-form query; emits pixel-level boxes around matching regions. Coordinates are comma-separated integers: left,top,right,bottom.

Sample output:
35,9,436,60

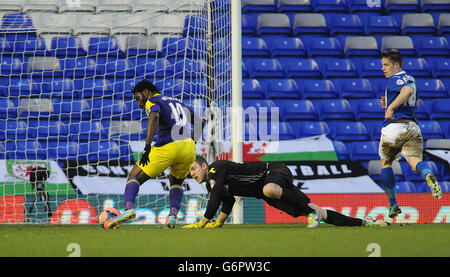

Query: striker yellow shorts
137,138,196,179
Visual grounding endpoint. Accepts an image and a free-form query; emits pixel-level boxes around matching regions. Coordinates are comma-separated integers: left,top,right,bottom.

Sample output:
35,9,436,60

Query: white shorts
379,121,423,163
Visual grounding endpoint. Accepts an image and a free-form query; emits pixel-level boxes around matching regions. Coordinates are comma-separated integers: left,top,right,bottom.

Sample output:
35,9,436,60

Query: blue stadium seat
313,0,348,13
417,78,448,98
437,13,450,36
359,58,384,78
381,36,416,56
339,78,376,99
284,58,322,78
332,140,349,160
243,99,277,121
281,100,318,121
418,120,445,139
415,99,431,120
332,121,370,141
86,140,132,162
0,56,24,75
368,160,404,182
242,0,277,13
293,13,328,36
0,141,5,159
270,37,306,57
330,14,365,36
242,14,257,35
385,0,419,13
248,58,285,78
260,121,296,140
319,99,355,121
308,37,343,57
161,37,206,58
242,37,271,57
103,58,139,79
402,13,436,35
183,14,207,37
402,58,431,77
69,120,108,141
432,58,450,78
349,0,384,13
0,119,28,140
266,79,301,99
242,79,266,99
277,0,313,13
0,98,18,119
395,181,417,193
60,57,97,78
257,13,291,37
141,58,173,78
430,99,450,120
366,15,401,36
322,58,358,78
293,120,331,138
422,0,450,12
175,59,206,78
350,140,380,161
404,160,440,183
418,37,450,58
344,36,379,57
302,79,338,99
37,120,69,141
88,36,123,57
355,98,385,121
6,140,47,160
244,120,259,141
1,13,34,31
51,36,87,57
8,77,32,97
58,99,93,120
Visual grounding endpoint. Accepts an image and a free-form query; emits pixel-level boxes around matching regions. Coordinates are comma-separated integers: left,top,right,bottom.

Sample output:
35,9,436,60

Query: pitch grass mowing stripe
0,224,448,257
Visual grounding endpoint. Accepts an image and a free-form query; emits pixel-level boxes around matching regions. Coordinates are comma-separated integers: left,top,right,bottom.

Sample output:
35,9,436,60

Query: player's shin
124,179,140,210
323,210,365,226
381,167,397,207
169,185,184,216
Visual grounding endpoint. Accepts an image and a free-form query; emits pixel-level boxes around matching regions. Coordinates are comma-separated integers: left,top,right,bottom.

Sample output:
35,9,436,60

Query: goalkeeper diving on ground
109,79,204,229
184,156,388,228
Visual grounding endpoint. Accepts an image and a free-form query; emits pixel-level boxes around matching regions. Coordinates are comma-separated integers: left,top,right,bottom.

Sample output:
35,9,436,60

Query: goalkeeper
109,79,204,229
184,156,387,229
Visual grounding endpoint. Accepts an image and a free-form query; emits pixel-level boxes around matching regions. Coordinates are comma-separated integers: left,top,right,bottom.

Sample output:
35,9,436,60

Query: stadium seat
293,13,328,36
381,36,416,56
395,181,417,193
293,120,331,138
0,98,18,119
60,57,97,78
88,37,124,57
37,121,69,142
248,58,285,78
339,78,376,99
322,58,358,78
141,58,173,78
284,58,322,78
402,58,431,77
0,119,28,140
430,99,450,120
58,99,93,121
69,121,108,141
421,0,450,12
0,0,24,12
402,13,436,35
242,0,277,13
125,35,159,57
332,121,370,141
18,98,54,119
302,79,338,99
257,13,291,37
350,140,380,161
51,36,87,57
242,37,271,57
0,141,5,159
242,79,266,99
86,140,132,162
277,0,313,13
313,0,348,13
330,14,365,36
366,15,401,35
344,36,379,57
418,36,450,58
260,121,296,140
5,140,47,160
270,37,306,57
242,14,257,35
437,13,450,36
243,99,277,121
265,79,301,99
0,56,24,76
281,100,318,121
1,13,33,30
332,140,349,160
308,37,343,57
59,0,95,12
349,0,384,13
183,14,207,37
368,160,404,182
385,0,419,13
418,121,445,139
404,160,440,183
415,99,431,120
417,78,448,98
432,58,450,78
108,120,144,141
359,58,384,78
27,56,63,78
319,99,355,121
361,119,383,140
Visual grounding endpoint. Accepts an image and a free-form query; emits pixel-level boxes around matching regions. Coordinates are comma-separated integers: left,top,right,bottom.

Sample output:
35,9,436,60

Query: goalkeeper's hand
204,220,224,229
139,144,151,167
182,217,209,229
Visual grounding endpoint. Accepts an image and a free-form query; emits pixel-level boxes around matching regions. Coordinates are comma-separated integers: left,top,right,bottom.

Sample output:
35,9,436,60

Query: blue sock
169,186,184,216
124,179,140,210
415,161,432,179
381,167,397,207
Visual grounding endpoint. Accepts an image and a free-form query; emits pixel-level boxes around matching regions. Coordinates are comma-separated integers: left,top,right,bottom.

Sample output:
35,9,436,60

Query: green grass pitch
0,223,448,257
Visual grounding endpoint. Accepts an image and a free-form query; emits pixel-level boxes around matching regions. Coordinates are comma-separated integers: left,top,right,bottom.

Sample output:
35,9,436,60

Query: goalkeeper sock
324,210,364,226
124,179,140,210
381,167,397,207
169,186,184,216
415,161,432,179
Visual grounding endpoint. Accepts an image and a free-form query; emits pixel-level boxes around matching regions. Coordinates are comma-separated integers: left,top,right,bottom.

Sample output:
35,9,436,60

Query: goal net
0,0,232,225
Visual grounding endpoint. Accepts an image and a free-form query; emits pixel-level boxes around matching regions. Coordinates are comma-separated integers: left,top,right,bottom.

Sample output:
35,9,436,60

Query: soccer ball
99,208,121,229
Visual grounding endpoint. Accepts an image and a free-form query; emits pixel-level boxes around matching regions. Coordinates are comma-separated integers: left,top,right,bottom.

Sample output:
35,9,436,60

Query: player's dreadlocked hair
133,79,159,94
381,49,403,67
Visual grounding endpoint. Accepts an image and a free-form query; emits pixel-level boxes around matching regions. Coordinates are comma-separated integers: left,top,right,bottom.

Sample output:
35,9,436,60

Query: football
99,208,121,229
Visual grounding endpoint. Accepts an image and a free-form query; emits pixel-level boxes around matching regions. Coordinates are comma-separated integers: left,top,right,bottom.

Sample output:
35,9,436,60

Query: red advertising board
51,199,98,224
0,195,25,224
265,193,450,224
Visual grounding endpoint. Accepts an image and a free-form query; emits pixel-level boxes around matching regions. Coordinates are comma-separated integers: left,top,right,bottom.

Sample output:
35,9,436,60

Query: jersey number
168,102,187,126
405,83,417,107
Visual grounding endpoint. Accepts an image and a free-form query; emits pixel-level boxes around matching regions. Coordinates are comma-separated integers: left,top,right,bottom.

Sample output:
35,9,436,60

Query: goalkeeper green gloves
182,217,209,229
